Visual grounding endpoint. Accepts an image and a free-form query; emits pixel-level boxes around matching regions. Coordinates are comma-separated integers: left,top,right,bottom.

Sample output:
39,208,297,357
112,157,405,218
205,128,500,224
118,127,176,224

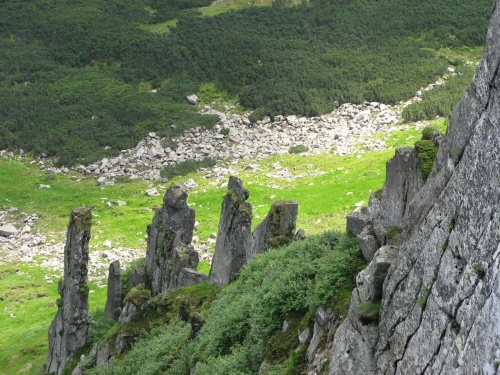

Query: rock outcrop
105,260,122,319
0,223,18,237
144,182,207,296
326,3,500,373
209,176,253,286
247,200,298,260
210,177,301,286
46,207,92,374
366,146,423,229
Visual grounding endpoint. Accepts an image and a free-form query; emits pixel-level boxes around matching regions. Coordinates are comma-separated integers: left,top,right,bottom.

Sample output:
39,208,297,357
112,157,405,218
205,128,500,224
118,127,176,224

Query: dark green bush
160,158,216,179
248,109,267,123
288,145,309,154
373,188,383,200
421,126,437,140
86,321,191,375
417,281,434,309
89,308,117,347
402,66,476,122
265,310,312,364
451,148,463,164
0,0,490,163
448,217,455,230
125,285,151,306
166,231,364,373
386,227,403,245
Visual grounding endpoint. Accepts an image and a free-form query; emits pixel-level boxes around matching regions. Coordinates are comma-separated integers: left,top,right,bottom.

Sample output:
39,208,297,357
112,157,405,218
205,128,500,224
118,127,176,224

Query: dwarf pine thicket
0,0,491,166
83,231,365,375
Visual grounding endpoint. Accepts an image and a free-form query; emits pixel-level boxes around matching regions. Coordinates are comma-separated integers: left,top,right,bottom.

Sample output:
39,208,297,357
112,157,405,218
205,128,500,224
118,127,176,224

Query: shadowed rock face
366,146,423,229
145,182,207,296
248,200,298,261
46,207,92,375
105,260,122,319
328,4,500,373
209,176,253,287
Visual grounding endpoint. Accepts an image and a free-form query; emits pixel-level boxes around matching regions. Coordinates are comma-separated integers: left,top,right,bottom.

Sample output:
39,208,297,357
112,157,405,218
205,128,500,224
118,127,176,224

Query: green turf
0,264,107,374
0,118,448,374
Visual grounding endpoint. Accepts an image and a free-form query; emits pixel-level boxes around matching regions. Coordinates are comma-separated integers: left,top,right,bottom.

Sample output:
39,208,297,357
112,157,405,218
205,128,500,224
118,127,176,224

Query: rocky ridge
298,4,500,374
72,176,301,370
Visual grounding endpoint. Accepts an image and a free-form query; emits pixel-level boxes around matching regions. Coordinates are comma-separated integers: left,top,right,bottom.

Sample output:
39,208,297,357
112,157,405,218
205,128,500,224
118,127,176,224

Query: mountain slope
328,1,500,373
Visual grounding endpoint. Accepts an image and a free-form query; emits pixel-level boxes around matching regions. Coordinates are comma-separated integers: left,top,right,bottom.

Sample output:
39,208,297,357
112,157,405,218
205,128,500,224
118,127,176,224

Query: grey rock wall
46,207,92,374
328,2,500,373
366,146,423,229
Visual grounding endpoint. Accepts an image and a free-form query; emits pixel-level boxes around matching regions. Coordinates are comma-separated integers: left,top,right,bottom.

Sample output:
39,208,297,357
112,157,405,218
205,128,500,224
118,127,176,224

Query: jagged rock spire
209,176,253,286
210,176,300,286
144,182,207,296
46,206,92,374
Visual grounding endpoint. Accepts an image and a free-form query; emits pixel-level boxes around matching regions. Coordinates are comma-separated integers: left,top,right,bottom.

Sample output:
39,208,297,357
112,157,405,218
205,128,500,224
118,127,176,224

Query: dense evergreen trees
0,0,492,165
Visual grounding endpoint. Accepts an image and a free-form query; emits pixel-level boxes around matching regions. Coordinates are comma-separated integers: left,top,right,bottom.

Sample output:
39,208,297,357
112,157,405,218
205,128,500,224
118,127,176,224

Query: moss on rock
415,139,437,182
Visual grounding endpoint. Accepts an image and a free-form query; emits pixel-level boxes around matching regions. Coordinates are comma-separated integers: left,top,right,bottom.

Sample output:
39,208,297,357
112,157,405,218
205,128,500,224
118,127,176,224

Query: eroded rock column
46,206,92,374
145,182,207,296
209,176,253,286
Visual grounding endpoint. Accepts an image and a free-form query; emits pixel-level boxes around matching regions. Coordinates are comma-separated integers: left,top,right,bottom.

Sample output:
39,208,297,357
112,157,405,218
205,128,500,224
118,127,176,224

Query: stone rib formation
46,206,92,375
327,3,500,373
144,182,207,296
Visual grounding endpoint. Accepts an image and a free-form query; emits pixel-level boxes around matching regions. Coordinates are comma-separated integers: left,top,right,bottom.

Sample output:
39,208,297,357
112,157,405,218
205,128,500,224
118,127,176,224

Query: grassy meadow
0,118,448,374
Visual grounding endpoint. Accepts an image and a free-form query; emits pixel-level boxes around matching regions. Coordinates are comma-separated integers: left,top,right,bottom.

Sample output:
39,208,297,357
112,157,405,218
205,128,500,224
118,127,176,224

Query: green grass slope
0,119,448,373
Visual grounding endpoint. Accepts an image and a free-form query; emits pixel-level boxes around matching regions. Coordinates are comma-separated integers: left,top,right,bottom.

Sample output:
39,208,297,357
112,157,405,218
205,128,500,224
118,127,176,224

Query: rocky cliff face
327,2,500,373
46,207,92,375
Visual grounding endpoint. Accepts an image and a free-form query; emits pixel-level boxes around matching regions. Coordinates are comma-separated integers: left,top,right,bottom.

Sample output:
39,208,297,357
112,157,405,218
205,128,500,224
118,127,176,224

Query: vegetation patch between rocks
357,301,382,325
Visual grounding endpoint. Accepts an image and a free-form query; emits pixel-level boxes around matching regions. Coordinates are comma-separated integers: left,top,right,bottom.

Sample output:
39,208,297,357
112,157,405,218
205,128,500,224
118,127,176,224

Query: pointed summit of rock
209,176,253,286
46,206,92,374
